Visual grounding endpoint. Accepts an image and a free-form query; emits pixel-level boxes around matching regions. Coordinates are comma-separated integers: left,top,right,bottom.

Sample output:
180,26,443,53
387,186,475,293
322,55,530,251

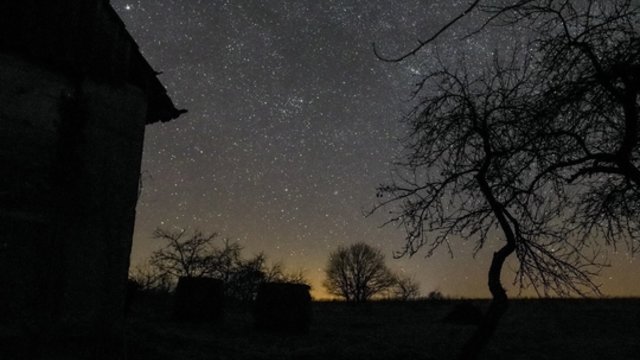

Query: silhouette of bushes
427,290,445,300
254,282,311,334
173,276,224,322
443,302,483,325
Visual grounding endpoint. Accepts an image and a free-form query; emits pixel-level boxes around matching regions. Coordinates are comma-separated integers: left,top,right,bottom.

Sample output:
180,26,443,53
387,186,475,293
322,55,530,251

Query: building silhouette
0,1,184,357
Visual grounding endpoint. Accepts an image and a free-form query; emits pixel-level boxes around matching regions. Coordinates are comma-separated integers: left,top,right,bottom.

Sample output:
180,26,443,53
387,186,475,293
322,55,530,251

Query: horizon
112,0,640,300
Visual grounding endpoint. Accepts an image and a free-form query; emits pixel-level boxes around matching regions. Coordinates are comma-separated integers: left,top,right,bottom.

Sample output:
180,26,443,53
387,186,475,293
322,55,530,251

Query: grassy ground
126,294,640,360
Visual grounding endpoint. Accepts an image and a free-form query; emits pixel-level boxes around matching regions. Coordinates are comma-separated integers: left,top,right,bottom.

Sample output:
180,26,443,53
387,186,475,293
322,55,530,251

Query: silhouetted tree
378,3,640,243
323,242,397,303
373,1,639,358
391,274,420,301
372,52,603,359
129,263,173,292
147,227,307,301
498,1,640,252
149,227,218,279
427,290,445,300
222,250,308,302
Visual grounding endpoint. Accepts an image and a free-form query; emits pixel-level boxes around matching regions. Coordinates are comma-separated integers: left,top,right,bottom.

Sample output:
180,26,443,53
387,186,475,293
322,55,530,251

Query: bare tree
149,227,218,279
391,274,420,301
323,242,397,303
372,51,603,359
129,263,173,292
502,1,640,251
372,1,638,358
148,227,307,301
224,252,295,302
206,238,243,283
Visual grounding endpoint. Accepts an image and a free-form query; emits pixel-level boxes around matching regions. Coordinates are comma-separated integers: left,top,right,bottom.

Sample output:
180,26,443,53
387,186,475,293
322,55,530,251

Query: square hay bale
254,282,311,334
172,277,224,322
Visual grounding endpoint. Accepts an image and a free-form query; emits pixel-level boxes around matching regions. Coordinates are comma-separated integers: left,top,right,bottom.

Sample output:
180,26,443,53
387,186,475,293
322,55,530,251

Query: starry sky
111,0,640,299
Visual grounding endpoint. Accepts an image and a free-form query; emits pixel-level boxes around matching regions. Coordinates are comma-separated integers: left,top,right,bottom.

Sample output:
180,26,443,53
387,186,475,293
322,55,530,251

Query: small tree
129,263,173,292
323,242,396,303
149,227,217,279
392,274,420,301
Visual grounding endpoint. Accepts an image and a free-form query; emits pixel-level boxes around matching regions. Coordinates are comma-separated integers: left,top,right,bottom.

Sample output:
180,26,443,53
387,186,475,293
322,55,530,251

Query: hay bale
444,302,484,325
173,276,224,322
254,282,311,334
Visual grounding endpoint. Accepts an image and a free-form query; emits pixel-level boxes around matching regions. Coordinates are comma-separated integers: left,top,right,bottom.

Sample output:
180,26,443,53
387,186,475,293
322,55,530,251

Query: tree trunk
457,243,514,360
457,132,516,359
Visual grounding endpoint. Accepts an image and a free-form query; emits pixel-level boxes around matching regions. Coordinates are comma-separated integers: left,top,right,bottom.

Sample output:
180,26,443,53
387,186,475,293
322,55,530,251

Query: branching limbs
371,49,602,297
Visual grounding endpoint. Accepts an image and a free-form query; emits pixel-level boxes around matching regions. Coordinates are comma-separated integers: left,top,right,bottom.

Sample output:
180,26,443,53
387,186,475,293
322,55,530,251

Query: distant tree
129,263,173,292
206,238,243,283
391,274,420,301
222,249,308,302
147,226,307,301
149,227,217,279
323,242,397,303
225,252,270,302
426,290,445,301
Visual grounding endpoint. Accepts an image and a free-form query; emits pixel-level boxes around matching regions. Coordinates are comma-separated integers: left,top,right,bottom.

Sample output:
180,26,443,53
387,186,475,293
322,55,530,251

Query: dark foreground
125,295,640,360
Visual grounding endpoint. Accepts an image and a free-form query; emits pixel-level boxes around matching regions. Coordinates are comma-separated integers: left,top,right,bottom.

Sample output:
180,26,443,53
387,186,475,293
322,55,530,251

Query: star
112,0,640,299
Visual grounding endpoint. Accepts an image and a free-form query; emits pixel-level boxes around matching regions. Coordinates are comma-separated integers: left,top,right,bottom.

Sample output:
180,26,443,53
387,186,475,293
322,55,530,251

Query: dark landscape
124,295,640,360
2,1,640,359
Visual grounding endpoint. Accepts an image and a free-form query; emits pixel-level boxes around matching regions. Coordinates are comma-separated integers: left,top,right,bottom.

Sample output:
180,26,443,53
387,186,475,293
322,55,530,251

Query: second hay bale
173,276,224,322
254,282,311,334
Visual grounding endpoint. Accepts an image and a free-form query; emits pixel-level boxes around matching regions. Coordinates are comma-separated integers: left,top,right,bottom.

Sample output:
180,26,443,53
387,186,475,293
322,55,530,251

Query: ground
125,294,640,360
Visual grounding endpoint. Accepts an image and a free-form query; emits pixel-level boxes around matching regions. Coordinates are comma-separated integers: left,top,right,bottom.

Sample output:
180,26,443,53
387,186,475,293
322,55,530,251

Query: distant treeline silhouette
129,227,307,302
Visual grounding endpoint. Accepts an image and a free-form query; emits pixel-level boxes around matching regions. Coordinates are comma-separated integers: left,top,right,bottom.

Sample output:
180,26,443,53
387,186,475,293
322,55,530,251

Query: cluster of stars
112,0,639,298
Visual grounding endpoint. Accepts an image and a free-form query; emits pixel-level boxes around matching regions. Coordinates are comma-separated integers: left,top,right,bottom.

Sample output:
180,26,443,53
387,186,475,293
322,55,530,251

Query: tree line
131,228,421,303
130,227,307,302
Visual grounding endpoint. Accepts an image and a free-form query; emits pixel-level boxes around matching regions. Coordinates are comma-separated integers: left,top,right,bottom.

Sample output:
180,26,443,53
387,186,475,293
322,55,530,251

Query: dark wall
0,3,183,357
0,51,147,355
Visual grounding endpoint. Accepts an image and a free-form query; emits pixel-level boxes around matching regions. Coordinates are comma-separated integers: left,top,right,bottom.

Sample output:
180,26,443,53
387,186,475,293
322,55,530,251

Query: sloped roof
0,0,186,123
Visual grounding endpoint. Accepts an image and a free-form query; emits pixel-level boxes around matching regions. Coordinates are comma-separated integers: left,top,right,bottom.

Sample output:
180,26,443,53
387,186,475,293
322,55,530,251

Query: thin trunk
457,243,514,360
617,93,640,185
456,165,517,360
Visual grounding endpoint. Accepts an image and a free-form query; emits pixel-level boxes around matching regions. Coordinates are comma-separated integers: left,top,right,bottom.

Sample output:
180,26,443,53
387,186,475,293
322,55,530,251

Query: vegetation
392,274,421,301
323,242,413,303
372,1,639,358
130,227,306,302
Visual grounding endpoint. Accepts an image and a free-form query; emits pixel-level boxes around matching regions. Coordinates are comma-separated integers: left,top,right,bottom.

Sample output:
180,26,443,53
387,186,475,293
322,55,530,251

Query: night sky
111,0,640,299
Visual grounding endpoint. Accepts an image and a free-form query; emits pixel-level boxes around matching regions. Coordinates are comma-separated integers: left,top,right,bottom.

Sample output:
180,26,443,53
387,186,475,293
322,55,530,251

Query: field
126,294,640,360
